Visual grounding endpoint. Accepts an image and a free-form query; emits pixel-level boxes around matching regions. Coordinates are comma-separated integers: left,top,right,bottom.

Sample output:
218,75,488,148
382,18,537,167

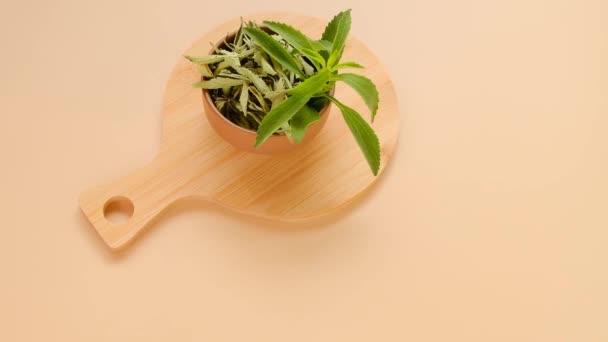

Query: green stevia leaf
328,95,380,175
184,55,224,64
192,78,243,89
239,84,249,117
262,21,325,66
270,93,287,109
310,39,333,52
313,40,333,62
319,50,330,62
289,104,321,143
280,121,292,137
255,95,311,147
309,40,323,51
334,73,379,121
321,9,351,59
334,61,364,70
287,69,330,96
308,96,330,111
318,40,333,51
301,48,326,68
263,21,314,52
327,47,344,68
243,27,305,78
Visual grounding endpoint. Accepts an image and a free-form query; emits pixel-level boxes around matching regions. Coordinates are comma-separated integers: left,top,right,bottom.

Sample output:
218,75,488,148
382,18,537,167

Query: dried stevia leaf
185,55,224,64
298,55,315,76
232,66,271,94
193,78,243,89
213,60,232,75
239,84,250,117
249,86,270,112
197,64,213,77
253,50,277,75
218,72,248,81
220,51,241,67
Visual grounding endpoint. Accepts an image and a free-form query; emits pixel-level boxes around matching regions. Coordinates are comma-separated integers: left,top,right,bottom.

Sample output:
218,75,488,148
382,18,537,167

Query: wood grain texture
79,13,400,250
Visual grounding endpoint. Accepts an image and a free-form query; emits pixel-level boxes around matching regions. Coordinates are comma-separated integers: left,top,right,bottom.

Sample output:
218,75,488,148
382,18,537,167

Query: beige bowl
201,28,332,155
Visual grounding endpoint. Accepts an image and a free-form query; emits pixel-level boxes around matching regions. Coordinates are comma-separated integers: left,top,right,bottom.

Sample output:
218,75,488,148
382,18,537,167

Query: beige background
1,0,607,341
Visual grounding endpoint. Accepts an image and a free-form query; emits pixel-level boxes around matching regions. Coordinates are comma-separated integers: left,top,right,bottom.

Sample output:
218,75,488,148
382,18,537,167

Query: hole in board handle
103,196,134,225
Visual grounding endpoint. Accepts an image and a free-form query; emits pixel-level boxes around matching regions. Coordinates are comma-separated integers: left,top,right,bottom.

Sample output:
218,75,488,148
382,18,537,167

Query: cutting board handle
79,157,180,250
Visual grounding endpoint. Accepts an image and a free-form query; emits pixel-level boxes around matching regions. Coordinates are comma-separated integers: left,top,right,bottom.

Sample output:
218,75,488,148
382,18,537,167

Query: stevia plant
186,10,381,175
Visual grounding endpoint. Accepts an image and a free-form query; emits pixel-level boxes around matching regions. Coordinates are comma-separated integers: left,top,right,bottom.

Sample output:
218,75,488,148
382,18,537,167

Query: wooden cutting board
79,13,400,250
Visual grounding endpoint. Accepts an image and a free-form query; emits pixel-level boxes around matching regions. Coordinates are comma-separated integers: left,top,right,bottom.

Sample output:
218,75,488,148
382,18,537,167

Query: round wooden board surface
79,13,400,249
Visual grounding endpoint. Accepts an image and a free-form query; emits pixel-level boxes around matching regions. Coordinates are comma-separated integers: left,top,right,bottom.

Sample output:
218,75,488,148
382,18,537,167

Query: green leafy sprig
186,10,381,175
